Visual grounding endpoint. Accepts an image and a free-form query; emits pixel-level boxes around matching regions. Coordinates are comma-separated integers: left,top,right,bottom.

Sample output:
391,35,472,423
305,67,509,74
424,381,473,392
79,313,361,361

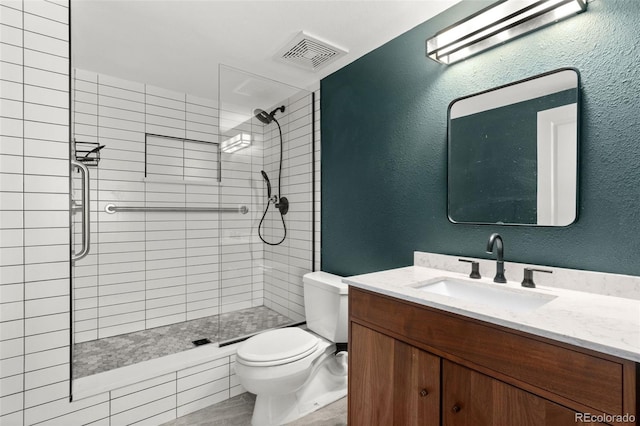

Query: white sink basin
415,277,557,313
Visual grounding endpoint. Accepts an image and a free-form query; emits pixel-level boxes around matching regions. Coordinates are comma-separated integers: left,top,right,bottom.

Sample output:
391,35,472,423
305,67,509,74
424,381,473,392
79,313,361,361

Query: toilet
234,271,348,426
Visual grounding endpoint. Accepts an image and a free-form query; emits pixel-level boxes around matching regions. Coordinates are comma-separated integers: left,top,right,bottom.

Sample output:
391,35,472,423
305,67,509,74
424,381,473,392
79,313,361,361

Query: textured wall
321,0,640,277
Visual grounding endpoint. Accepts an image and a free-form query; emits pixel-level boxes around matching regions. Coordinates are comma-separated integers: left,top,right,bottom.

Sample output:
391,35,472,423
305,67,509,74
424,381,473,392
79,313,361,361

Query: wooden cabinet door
442,360,607,426
349,322,440,426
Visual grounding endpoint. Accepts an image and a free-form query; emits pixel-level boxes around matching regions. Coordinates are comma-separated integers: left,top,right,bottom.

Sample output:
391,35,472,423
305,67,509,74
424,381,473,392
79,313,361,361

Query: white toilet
235,271,348,426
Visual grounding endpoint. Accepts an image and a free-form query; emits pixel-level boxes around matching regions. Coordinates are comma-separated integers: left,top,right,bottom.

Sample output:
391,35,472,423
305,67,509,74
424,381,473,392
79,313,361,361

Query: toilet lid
237,328,319,365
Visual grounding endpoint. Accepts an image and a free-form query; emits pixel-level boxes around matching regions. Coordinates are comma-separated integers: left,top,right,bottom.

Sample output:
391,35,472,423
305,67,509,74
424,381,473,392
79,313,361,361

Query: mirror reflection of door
447,68,579,226
536,104,578,226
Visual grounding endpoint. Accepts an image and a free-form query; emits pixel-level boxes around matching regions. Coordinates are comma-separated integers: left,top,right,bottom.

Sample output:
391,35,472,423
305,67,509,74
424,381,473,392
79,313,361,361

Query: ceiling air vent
276,31,348,72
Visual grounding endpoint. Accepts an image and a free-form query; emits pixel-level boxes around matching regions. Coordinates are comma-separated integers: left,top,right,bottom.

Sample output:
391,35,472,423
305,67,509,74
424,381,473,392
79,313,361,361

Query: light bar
426,0,587,65
221,133,251,153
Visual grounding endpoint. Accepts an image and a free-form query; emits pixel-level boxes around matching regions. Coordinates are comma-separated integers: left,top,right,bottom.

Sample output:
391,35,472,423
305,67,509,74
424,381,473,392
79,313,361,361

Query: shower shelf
74,140,105,166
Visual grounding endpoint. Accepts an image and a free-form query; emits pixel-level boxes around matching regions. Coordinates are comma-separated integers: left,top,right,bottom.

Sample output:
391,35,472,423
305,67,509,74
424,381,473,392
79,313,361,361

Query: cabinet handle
452,405,461,413
420,389,428,397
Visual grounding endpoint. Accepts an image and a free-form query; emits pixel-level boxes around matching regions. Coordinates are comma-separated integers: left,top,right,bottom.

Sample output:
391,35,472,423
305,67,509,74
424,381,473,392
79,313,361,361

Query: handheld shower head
253,105,286,125
260,170,272,199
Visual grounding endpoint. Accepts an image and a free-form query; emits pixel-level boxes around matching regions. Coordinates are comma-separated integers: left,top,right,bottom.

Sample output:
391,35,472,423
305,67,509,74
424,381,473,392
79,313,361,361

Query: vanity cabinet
348,287,637,426
350,322,439,425
442,360,605,426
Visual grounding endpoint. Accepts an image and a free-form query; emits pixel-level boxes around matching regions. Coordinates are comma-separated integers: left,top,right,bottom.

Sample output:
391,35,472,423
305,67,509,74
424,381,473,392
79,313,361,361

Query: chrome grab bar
104,203,248,214
71,160,91,262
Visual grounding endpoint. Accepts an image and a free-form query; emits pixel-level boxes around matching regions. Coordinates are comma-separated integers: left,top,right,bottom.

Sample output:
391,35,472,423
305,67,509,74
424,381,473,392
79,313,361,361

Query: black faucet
486,233,507,283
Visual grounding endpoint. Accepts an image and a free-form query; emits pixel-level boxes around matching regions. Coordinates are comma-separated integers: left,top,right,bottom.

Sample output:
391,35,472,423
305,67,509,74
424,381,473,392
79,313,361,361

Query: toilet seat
236,328,320,367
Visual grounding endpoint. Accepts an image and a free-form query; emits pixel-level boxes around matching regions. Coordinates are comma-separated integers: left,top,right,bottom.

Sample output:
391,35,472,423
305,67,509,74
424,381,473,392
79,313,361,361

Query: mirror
447,68,579,226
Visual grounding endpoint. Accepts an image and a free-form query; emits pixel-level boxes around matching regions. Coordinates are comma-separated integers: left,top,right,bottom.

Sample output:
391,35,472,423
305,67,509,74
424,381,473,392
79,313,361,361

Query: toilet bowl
235,272,348,426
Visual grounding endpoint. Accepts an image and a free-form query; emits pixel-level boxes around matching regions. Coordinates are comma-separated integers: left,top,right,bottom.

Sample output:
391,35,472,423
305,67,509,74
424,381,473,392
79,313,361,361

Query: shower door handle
71,160,91,262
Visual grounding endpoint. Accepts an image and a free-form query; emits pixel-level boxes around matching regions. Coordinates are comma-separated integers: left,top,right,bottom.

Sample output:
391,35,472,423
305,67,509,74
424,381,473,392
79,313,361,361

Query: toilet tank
303,271,348,343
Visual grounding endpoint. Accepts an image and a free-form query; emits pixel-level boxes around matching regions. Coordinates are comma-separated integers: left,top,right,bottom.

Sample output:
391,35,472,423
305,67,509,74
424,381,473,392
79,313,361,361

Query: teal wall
321,0,640,277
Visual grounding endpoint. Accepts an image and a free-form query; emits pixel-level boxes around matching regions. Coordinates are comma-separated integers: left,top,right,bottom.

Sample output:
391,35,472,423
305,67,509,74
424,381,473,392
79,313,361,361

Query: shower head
253,105,286,125
254,109,272,124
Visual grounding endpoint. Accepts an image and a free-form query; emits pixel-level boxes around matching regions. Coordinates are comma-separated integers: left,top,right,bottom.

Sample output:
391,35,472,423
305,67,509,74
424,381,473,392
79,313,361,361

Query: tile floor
162,393,347,426
73,306,292,378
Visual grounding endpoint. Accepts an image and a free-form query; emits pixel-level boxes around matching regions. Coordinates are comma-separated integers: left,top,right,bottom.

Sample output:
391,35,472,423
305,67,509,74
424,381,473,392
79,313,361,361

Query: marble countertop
344,266,640,363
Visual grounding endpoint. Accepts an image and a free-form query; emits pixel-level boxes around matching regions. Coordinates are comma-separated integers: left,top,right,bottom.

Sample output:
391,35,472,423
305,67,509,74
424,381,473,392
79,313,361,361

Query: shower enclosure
70,65,314,380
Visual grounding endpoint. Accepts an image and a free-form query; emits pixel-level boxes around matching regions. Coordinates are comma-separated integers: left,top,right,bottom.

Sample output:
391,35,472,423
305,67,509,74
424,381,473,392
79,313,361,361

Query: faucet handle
459,259,481,279
521,267,552,288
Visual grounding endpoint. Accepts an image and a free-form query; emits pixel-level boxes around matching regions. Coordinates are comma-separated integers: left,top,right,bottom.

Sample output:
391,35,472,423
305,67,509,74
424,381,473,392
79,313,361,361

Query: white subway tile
99,311,144,328
24,328,68,354
110,395,175,426
0,246,22,265
24,262,69,282
24,139,67,160
0,229,22,248
23,193,68,211
24,67,67,92
24,228,68,246
0,318,22,340
0,374,23,398
24,102,68,125
0,62,22,84
24,346,68,373
0,43,23,67
0,337,23,359
38,403,110,426
0,117,23,137
0,392,23,417
0,136,22,156
0,24,22,47
23,393,108,425
0,98,22,119
97,321,144,339
24,0,69,24
23,120,68,142
0,175,22,194
24,294,68,317
24,12,68,41
130,409,176,426
175,388,228,418
110,372,174,399
24,48,68,74
24,210,68,228
176,376,227,407
98,301,144,318
177,363,228,393
111,378,175,413
24,365,67,393
0,154,22,174
24,31,67,58
0,265,23,285
0,356,23,379
0,5,22,27
24,312,68,335
24,381,67,408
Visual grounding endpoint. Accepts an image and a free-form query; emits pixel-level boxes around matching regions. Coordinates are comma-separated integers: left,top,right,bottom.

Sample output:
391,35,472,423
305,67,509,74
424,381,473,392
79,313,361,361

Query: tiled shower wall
0,1,75,423
71,70,319,342
71,69,266,342
260,91,317,322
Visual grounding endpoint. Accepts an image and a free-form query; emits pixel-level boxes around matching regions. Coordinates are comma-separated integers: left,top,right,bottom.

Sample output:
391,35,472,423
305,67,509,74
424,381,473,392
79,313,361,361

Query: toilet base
250,352,348,426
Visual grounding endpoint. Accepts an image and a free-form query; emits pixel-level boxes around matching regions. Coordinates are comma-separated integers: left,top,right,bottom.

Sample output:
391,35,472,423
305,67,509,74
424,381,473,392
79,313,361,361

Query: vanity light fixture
426,0,587,65
221,133,251,153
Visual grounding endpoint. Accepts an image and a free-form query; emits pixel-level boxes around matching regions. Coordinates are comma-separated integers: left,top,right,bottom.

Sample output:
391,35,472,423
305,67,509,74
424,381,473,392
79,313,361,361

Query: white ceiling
71,0,460,101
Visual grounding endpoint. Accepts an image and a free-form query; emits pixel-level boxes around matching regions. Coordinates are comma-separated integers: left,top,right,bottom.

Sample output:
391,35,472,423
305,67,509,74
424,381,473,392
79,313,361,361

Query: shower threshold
73,306,292,379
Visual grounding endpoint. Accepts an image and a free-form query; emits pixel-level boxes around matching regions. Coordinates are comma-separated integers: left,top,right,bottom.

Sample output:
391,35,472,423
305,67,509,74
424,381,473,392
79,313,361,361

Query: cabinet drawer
350,288,624,415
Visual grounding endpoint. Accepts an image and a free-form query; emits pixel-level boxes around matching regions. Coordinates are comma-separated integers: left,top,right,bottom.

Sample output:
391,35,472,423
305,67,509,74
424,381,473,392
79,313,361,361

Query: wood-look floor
162,393,347,426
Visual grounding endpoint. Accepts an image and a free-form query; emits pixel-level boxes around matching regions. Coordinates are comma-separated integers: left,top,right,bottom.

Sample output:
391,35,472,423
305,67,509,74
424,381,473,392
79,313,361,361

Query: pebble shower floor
73,306,292,378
